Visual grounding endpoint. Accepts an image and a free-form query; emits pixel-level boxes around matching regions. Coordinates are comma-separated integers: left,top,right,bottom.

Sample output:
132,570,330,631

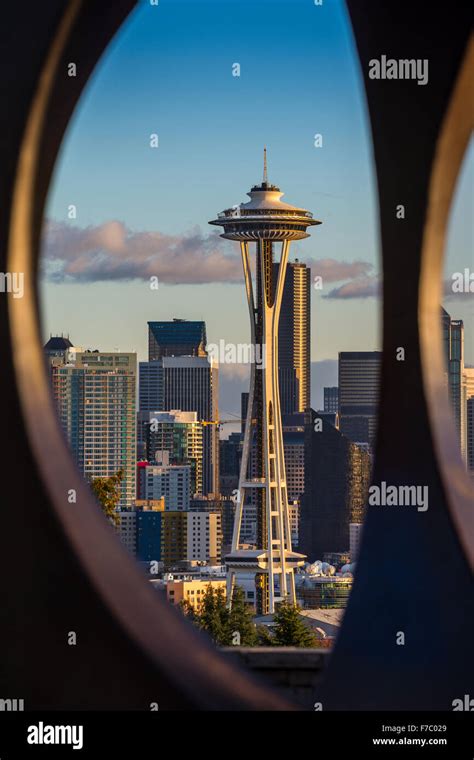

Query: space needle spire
210,157,321,615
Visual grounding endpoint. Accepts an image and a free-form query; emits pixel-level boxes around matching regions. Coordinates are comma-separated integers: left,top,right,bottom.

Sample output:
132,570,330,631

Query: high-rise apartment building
139,460,191,511
338,351,382,446
161,511,222,568
190,495,235,553
51,351,137,508
148,319,207,361
164,356,218,496
187,511,222,565
324,386,339,414
274,261,311,414
139,355,219,495
138,410,203,495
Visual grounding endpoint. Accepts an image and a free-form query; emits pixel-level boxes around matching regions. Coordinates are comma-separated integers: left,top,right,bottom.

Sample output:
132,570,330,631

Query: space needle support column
226,242,256,609
260,239,293,610
272,239,291,601
256,239,271,614
232,241,255,553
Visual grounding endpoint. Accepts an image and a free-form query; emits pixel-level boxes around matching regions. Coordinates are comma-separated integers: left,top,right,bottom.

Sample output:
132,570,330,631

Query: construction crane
201,419,240,428
200,418,256,429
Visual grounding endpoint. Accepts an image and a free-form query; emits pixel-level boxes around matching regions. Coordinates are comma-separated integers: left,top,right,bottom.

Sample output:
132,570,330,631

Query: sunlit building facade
138,356,219,496
275,261,311,414
165,578,226,612
51,351,137,508
161,511,222,569
138,410,203,495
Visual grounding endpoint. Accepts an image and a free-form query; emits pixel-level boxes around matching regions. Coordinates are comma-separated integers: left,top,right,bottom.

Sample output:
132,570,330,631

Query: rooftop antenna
263,146,268,185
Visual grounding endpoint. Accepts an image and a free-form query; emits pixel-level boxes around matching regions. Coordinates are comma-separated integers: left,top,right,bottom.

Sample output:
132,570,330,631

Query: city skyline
37,0,473,501
38,1,473,416
40,0,381,403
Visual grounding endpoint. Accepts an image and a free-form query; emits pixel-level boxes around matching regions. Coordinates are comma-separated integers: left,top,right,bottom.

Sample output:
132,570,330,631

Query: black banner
0,711,471,757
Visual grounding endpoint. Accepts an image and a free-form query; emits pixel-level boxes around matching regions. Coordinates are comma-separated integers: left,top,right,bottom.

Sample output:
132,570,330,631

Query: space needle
210,150,321,615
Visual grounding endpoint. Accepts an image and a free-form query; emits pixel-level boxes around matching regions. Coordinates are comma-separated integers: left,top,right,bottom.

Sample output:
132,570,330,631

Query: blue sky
40,0,472,415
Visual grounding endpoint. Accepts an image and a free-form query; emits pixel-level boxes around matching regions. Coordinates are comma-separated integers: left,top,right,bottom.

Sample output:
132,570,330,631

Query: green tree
179,598,197,623
256,624,275,647
270,600,318,647
227,585,257,646
198,584,230,645
90,468,123,527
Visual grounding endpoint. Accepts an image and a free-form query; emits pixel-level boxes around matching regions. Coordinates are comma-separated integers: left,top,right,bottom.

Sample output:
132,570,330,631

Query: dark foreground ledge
221,648,329,709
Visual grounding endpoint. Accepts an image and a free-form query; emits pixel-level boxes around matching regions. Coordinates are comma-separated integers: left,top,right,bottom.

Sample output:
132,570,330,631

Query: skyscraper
52,351,137,508
148,319,207,361
162,356,219,496
139,410,203,495
467,397,474,483
139,361,163,413
300,409,371,561
210,152,320,613
282,413,305,506
442,307,464,453
44,335,73,362
139,355,218,495
338,351,381,446
274,260,311,414
241,392,249,437
324,386,339,413
219,432,241,497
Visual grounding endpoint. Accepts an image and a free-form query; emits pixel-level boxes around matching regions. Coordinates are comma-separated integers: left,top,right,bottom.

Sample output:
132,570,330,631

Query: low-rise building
165,578,226,612
297,575,353,609
117,499,165,560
